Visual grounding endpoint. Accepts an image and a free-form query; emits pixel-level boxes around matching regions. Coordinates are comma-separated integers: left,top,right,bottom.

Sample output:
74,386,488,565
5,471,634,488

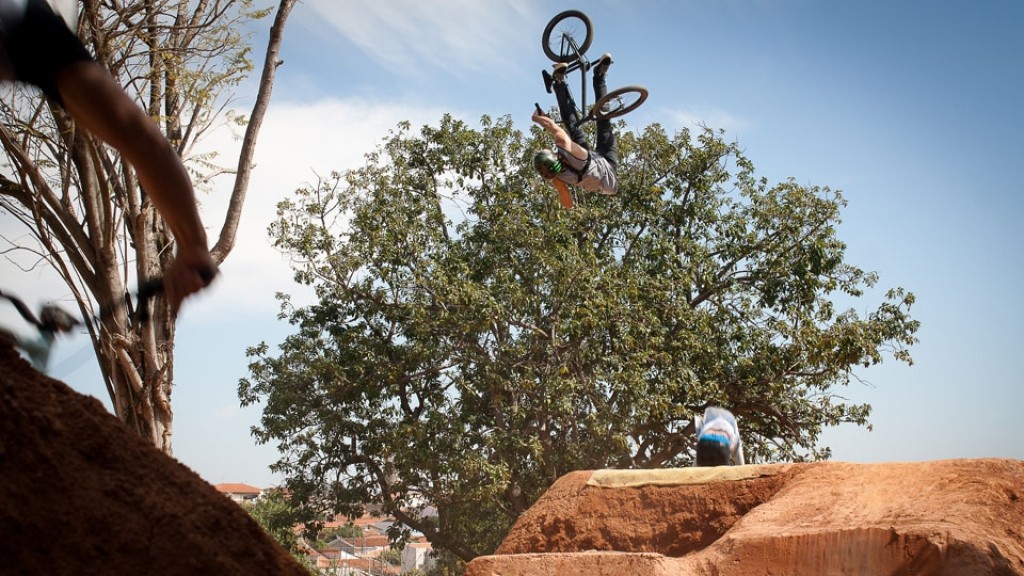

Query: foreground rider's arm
55,62,218,313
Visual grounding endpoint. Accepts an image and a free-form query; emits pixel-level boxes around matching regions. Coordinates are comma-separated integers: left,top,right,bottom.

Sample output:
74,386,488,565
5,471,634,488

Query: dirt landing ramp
467,460,1024,576
0,341,308,575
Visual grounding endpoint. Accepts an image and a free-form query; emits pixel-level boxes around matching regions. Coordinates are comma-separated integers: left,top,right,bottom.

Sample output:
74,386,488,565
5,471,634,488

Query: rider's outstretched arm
55,62,217,313
531,110,575,209
532,110,588,161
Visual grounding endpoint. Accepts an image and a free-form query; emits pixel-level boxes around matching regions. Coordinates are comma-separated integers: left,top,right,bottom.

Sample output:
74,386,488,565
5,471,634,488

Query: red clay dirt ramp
0,341,308,575
467,459,1024,575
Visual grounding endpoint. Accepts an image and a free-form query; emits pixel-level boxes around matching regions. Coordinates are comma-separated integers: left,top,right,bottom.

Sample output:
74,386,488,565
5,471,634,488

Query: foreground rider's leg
552,78,590,148
593,64,617,169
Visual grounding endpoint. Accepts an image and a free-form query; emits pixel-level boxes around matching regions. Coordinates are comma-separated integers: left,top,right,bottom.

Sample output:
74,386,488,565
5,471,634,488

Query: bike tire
593,85,649,121
542,10,593,63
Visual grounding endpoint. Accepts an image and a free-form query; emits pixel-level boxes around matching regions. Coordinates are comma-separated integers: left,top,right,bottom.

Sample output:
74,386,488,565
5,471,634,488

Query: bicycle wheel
593,85,649,121
542,10,593,63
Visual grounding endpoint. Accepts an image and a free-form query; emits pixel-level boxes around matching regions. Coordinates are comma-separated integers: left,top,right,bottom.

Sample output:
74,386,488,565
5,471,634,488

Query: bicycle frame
551,30,593,122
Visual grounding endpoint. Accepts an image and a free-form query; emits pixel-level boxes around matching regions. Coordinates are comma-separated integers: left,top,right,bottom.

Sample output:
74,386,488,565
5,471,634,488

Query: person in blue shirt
695,406,745,466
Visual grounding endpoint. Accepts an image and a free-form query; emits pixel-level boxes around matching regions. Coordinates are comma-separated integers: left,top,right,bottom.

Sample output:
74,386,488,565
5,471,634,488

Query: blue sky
3,0,1022,487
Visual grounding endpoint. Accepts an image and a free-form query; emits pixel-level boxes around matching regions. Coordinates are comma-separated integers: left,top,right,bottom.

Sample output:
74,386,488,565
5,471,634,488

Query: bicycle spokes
542,10,593,63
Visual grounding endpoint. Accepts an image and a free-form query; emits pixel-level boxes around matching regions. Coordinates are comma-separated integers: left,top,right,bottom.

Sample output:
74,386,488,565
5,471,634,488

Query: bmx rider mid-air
532,53,617,208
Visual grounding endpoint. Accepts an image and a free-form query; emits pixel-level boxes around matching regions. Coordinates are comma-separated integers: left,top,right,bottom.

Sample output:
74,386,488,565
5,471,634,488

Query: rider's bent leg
593,71,617,169
552,80,589,149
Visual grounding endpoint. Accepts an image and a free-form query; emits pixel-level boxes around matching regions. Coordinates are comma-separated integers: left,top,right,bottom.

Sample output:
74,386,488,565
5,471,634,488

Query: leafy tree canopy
240,114,918,561
245,489,302,556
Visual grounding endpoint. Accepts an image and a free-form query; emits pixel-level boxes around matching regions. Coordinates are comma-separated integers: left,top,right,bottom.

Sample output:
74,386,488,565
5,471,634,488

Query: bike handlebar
136,268,216,323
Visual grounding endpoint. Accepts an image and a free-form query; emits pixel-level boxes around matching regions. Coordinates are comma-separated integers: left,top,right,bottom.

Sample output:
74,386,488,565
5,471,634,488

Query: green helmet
533,149,563,179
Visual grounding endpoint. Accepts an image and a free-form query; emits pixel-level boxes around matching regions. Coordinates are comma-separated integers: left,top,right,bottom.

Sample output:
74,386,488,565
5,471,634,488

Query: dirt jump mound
467,458,1024,575
5,338,1021,576
0,341,308,575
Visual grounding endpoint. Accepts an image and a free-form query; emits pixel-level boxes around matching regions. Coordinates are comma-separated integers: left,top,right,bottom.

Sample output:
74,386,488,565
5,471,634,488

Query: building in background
214,482,263,504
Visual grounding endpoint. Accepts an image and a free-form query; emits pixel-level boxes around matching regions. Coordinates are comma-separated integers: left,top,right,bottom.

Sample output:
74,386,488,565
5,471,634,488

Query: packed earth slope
468,456,1024,575
0,341,308,576
3,338,1022,576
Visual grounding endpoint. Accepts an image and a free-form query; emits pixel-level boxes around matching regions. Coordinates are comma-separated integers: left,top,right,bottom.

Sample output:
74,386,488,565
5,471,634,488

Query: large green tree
0,0,296,451
240,114,918,562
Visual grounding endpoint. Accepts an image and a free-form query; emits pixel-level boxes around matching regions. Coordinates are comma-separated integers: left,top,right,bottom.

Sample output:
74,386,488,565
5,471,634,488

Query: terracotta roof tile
213,483,262,495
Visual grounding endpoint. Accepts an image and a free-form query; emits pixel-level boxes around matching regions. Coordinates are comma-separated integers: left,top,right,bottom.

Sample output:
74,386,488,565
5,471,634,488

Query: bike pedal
542,69,553,94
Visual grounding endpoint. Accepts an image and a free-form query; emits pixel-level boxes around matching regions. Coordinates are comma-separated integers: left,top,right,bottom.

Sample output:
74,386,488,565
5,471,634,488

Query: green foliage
380,548,402,566
318,521,364,545
239,114,919,561
245,489,302,556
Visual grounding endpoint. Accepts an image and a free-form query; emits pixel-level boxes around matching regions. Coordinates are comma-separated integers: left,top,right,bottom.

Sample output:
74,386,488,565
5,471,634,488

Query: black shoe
592,53,613,76
542,69,553,94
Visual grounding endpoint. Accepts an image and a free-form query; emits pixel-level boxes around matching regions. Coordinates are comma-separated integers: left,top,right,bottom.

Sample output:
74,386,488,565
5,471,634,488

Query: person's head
39,304,79,334
695,436,731,466
533,149,563,179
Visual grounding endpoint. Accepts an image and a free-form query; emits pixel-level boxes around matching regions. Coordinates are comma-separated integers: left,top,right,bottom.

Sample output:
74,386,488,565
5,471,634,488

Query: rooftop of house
214,483,263,495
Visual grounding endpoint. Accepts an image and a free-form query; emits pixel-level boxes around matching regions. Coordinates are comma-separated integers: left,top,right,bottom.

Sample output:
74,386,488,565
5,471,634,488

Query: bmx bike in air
539,10,648,125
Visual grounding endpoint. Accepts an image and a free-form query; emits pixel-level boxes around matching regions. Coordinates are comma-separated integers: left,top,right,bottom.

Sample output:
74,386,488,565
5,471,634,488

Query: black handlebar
136,268,217,323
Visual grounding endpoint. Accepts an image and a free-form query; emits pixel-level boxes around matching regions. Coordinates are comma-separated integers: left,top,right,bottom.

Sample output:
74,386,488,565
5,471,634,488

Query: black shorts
696,437,732,467
0,0,92,102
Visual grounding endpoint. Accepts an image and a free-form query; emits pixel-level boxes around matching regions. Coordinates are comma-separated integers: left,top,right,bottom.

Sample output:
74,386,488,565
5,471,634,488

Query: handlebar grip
137,278,165,300
136,279,161,323
136,267,217,322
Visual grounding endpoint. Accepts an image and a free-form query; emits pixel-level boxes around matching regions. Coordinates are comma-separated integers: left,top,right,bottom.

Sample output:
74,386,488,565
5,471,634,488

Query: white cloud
302,0,540,76
185,97,449,322
2,97,447,334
